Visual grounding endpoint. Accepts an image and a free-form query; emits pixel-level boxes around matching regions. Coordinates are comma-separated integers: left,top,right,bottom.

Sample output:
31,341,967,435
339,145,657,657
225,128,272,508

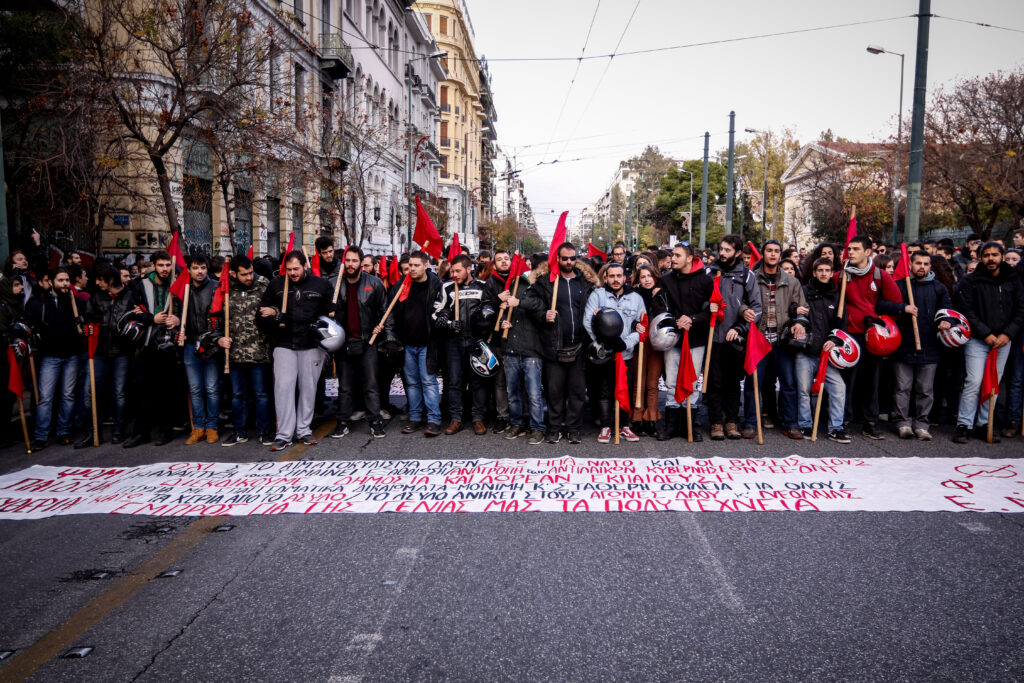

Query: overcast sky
465,0,1024,238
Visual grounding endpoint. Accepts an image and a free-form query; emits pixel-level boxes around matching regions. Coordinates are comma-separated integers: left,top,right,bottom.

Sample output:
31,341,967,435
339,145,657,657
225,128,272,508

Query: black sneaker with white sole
546,430,561,444
221,433,248,447
331,423,350,439
370,421,386,438
828,429,852,444
259,432,275,446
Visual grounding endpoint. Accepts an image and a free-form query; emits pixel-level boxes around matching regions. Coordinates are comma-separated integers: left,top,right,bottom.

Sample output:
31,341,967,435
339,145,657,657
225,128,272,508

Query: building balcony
441,170,450,179
441,103,451,112
440,137,450,147
320,34,354,80
424,139,440,160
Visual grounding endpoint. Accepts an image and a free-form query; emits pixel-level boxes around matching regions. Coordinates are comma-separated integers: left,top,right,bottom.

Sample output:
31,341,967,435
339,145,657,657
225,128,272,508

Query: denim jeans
87,355,132,437
999,332,1023,424
744,347,798,429
504,354,545,431
34,355,80,440
446,337,486,422
183,344,221,430
404,345,441,425
662,344,706,409
957,338,1010,428
795,353,846,431
230,363,271,437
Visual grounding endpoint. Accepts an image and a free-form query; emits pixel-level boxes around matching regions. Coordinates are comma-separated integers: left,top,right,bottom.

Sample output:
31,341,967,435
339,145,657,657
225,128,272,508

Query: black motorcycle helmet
591,307,624,345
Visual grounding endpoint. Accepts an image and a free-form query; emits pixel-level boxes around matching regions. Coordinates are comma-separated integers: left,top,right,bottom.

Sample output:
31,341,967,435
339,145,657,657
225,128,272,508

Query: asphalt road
0,413,1022,682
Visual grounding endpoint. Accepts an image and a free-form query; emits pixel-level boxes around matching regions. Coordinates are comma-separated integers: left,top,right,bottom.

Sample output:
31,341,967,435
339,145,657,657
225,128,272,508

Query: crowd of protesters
1,225,1022,452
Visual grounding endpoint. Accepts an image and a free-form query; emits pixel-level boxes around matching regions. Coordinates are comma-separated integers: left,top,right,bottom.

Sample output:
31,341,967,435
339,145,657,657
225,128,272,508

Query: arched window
378,9,385,45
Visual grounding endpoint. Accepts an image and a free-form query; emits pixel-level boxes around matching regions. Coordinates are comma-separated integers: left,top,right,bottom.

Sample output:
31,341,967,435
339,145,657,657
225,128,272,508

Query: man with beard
176,254,222,444
652,243,712,441
482,249,514,433
123,251,181,448
705,235,762,440
314,236,340,279
330,246,387,439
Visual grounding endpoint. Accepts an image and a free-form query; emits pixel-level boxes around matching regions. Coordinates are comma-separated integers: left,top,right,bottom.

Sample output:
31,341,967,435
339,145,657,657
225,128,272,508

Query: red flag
389,254,399,284
246,245,254,259
547,211,569,282
210,259,231,313
7,346,24,397
85,323,100,359
413,196,443,259
744,323,773,376
587,242,606,259
841,209,857,260
615,352,631,414
311,252,322,277
709,274,726,327
169,266,189,299
893,243,910,281
397,274,413,302
811,347,829,394
505,253,528,291
674,330,698,404
378,254,389,283
448,233,462,261
979,347,1000,405
280,232,295,275
638,313,649,344
747,241,762,269
166,232,187,270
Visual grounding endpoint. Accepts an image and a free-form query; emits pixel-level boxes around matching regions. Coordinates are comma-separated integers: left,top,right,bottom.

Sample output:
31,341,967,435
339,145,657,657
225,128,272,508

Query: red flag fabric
615,352,631,414
280,232,295,275
246,245,254,259
448,233,462,261
841,211,857,260
378,254,389,284
397,274,413,302
169,267,189,300
691,256,704,272
744,323,773,376
638,313,649,344
709,274,726,327
210,260,231,313
311,252,322,278
893,243,910,281
747,241,762,269
811,347,829,394
505,253,529,291
166,232,187,270
389,254,399,284
979,347,1000,405
547,211,569,283
587,243,606,259
7,346,24,397
413,196,443,259
85,323,100,359
674,330,698,404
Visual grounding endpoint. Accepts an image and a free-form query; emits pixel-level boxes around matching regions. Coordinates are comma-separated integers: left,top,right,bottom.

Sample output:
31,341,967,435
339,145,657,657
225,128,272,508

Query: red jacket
843,265,903,334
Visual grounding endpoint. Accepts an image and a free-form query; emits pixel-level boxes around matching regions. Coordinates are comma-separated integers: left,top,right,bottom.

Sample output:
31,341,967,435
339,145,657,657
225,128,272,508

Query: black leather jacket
333,271,387,342
84,286,136,357
259,273,333,350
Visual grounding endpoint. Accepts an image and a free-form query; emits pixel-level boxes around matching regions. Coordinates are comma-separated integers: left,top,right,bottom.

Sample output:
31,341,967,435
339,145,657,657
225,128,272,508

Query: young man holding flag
483,249,516,433
177,254,222,444
497,253,545,444
952,242,1024,443
313,236,339,279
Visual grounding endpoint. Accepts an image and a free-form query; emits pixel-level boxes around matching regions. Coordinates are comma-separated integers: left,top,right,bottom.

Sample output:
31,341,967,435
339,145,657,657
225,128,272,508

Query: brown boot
205,429,219,444
445,420,463,435
185,428,206,445
710,423,725,440
473,420,487,435
724,422,741,439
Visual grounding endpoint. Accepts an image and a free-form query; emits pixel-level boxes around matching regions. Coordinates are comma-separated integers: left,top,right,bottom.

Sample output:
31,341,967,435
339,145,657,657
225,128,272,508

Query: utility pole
462,131,468,241
904,0,931,243
700,131,709,249
405,62,414,253
0,112,9,264
725,111,736,234
627,191,634,251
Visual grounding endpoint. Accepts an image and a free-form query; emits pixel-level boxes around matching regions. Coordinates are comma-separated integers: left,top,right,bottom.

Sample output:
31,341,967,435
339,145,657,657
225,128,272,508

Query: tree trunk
219,175,237,255
151,154,180,233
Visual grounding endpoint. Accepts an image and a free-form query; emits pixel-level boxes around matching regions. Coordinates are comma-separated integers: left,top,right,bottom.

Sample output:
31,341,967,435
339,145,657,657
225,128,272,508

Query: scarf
915,271,936,283
845,261,873,278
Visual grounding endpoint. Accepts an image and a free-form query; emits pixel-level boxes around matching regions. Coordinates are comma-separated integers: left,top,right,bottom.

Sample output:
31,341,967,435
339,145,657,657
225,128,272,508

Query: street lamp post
745,127,770,244
867,44,905,243
678,168,694,243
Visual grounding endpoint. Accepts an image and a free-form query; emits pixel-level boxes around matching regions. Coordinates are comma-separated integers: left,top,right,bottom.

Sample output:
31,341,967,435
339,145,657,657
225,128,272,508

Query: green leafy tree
654,160,728,244
731,128,802,242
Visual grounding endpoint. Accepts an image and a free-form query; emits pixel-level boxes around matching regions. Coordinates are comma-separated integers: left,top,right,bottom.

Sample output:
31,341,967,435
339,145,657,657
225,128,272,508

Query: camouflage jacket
222,275,270,365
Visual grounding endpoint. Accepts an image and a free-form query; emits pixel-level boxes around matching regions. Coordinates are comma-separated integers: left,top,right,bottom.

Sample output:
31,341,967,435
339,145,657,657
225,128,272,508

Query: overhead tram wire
538,0,603,165
931,14,1024,34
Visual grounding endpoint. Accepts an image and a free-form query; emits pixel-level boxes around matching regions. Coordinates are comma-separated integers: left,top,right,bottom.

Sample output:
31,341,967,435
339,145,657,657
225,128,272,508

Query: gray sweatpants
892,362,937,431
273,346,327,441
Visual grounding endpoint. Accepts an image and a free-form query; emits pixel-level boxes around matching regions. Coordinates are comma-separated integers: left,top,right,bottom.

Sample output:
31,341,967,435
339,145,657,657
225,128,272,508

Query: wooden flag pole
905,273,922,351
501,276,523,341
28,355,38,404
686,396,694,444
280,274,290,327
614,394,620,445
368,277,407,345
89,356,99,447
703,275,720,383
752,370,764,445
17,394,31,453
987,393,996,444
634,342,644,409
223,288,231,374
69,291,83,335
811,384,825,442
837,270,849,320
177,283,191,346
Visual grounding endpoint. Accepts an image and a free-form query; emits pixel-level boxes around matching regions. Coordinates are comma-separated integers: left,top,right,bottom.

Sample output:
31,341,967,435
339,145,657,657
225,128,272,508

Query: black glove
436,314,452,331
452,319,463,334
607,337,627,353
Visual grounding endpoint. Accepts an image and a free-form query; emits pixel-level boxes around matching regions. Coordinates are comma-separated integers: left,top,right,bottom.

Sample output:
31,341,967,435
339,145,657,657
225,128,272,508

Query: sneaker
861,423,885,440
504,425,528,440
331,423,350,439
492,418,508,434
914,428,932,441
952,424,969,444
300,434,318,446
898,425,914,439
259,432,275,446
801,427,813,438
350,410,365,421
270,438,292,451
762,415,775,430
527,430,546,445
567,430,582,444
546,430,562,444
619,426,640,442
185,428,206,445
370,421,386,438
221,433,248,447
828,429,852,444
424,423,442,437
598,427,612,444
402,421,425,434
111,434,124,445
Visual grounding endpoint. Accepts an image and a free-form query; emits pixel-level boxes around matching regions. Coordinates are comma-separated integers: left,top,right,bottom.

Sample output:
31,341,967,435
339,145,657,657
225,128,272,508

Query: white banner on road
0,457,1021,519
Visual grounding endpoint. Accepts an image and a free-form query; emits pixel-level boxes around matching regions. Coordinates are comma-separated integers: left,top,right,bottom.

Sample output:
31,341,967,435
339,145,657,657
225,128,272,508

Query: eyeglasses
559,256,577,262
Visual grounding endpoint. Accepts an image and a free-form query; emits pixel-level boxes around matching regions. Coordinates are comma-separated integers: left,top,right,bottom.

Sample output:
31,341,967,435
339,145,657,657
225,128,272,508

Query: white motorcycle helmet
316,315,347,352
470,341,500,377
648,312,680,351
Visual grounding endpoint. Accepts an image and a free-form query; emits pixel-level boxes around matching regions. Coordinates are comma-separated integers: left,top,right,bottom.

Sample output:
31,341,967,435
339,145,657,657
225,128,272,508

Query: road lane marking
678,515,751,622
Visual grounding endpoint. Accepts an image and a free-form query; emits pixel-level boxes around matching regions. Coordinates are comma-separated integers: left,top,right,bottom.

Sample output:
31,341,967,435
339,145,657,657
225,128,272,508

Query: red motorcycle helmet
826,329,861,369
864,316,901,356
934,308,970,348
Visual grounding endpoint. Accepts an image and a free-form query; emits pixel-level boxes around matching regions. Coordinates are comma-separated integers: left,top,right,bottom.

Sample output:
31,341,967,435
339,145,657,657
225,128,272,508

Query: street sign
112,214,130,226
